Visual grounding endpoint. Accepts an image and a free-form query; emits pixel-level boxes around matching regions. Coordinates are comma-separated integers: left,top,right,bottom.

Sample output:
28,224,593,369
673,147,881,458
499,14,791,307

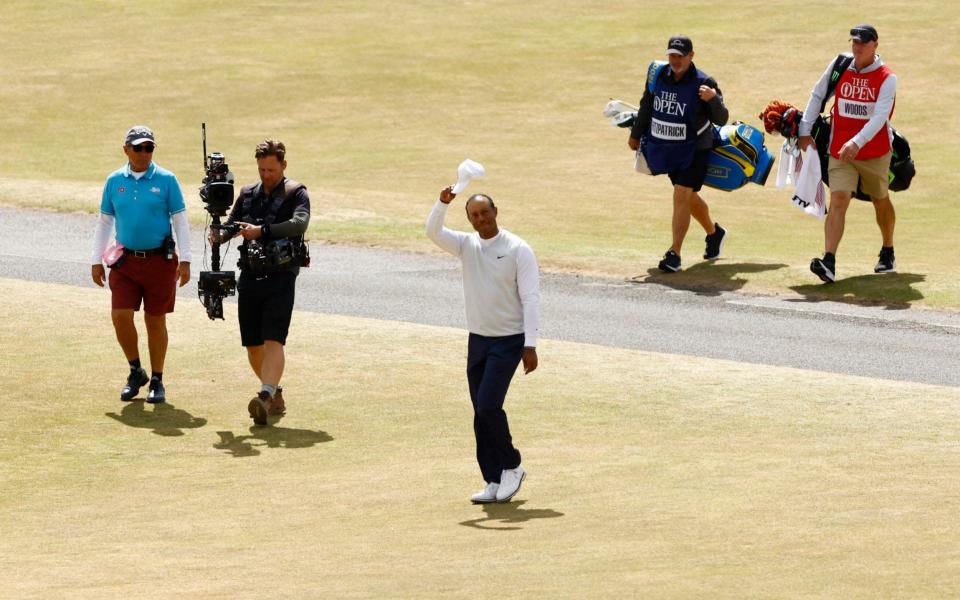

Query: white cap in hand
452,159,485,194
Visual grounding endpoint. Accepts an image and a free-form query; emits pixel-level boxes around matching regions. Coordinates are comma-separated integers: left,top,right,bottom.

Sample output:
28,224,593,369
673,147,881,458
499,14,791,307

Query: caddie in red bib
798,24,899,283
830,64,895,160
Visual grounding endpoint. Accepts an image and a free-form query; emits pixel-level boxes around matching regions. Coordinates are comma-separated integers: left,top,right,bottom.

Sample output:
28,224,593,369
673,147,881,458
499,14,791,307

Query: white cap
452,159,485,194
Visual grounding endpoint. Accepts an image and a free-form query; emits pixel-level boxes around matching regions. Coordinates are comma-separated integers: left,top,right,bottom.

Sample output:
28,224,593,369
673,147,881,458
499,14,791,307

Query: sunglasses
850,28,876,42
130,143,155,153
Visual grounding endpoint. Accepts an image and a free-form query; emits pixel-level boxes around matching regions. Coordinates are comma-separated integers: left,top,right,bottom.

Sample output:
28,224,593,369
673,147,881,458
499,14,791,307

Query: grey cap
124,125,155,146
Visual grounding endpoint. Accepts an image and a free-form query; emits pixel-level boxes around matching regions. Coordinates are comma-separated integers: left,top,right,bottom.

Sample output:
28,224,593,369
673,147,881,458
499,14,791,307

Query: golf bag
704,122,775,191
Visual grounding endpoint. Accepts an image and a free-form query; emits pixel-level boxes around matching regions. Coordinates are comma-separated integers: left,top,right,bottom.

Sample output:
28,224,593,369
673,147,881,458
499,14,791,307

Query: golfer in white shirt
427,186,540,503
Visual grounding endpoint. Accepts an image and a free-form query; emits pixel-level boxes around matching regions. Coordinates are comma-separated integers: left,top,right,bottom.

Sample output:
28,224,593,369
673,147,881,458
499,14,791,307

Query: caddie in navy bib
642,65,709,174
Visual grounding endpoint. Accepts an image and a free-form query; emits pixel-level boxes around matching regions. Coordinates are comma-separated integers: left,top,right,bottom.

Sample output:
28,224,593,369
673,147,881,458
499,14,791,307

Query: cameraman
209,139,310,425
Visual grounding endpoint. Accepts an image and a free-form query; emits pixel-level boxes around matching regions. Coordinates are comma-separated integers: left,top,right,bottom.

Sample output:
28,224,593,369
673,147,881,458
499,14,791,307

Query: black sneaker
810,256,836,283
658,250,681,273
248,391,270,426
120,368,149,401
703,223,727,260
874,247,896,273
146,377,166,404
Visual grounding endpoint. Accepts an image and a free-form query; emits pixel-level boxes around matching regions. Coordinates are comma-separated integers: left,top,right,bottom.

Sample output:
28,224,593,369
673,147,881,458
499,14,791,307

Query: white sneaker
470,482,499,504
495,465,526,502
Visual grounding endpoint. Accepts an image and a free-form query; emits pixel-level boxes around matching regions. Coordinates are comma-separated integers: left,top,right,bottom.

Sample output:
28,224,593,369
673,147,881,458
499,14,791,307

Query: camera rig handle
203,122,209,172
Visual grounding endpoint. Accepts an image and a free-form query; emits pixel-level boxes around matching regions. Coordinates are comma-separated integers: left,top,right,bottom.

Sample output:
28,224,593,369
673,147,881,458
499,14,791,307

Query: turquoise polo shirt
100,162,186,251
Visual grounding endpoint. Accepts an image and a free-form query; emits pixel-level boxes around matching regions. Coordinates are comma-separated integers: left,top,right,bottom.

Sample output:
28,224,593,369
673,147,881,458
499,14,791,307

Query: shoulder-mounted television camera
199,150,235,217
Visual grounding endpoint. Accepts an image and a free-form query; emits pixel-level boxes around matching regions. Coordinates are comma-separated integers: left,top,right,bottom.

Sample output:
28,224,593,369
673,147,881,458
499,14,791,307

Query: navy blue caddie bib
642,68,707,175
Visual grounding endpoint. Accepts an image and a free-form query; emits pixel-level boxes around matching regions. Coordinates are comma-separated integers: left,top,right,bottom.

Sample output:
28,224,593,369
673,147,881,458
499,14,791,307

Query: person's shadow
105,401,207,437
790,272,925,309
213,426,334,458
634,261,788,296
458,501,564,531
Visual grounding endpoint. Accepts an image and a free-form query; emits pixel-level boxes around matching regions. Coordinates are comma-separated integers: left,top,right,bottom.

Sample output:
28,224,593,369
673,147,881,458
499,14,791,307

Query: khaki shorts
828,151,892,199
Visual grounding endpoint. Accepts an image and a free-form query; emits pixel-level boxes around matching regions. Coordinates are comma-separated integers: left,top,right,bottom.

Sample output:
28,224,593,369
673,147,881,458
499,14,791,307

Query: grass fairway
1,1,958,308
3,277,960,598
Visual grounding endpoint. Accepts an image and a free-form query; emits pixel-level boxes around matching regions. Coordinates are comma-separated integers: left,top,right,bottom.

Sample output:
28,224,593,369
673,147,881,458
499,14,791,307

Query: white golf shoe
471,482,500,504
495,465,526,502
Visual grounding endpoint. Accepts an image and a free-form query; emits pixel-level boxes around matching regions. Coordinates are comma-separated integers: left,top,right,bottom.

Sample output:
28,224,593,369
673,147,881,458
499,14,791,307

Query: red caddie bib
829,65,894,160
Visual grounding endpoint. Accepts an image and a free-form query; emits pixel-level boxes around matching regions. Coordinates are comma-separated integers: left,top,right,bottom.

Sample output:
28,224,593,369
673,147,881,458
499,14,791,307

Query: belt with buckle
125,247,165,258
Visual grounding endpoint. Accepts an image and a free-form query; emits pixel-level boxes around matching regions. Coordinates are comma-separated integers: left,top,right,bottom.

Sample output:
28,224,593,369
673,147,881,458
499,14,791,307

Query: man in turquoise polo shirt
91,125,192,403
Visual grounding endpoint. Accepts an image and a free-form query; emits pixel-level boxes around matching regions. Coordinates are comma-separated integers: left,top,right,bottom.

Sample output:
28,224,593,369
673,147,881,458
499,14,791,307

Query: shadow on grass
214,426,334,458
631,261,789,296
789,272,925,310
459,500,564,531
105,401,207,437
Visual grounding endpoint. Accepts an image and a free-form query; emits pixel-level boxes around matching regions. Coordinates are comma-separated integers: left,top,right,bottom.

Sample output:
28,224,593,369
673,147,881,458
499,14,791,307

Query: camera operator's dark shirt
227,176,311,275
228,177,310,233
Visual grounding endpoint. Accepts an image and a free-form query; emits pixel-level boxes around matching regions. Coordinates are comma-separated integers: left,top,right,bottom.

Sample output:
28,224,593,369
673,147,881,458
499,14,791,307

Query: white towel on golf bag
776,140,801,188
635,150,651,175
790,146,826,220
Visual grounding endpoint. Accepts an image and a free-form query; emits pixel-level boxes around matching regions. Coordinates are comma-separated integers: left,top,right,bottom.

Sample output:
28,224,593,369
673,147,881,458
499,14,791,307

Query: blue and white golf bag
703,122,775,191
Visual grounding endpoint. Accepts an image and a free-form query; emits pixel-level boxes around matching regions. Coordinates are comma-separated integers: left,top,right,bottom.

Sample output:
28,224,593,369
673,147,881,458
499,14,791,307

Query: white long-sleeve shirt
91,211,192,264
799,53,897,149
426,200,540,347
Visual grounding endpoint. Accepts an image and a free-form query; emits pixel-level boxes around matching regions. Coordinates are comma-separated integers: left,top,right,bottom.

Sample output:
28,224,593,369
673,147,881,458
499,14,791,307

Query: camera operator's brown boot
268,387,286,416
248,391,270,426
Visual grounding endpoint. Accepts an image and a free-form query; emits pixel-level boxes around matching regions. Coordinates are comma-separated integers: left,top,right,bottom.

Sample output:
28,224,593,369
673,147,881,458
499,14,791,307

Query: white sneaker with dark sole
495,465,526,502
471,482,500,504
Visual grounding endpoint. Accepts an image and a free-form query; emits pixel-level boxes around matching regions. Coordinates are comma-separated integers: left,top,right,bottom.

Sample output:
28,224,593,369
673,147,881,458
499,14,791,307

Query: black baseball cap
849,24,878,43
666,35,693,56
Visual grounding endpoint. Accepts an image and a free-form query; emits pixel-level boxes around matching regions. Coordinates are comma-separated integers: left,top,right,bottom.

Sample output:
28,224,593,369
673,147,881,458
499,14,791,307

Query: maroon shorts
109,253,178,314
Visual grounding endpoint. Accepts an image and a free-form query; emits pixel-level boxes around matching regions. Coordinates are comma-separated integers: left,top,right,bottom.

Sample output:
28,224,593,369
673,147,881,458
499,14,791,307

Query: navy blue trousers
467,333,524,484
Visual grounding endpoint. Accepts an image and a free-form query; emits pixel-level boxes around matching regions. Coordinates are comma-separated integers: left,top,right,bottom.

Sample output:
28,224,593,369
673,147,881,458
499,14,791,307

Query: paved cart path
3,206,959,387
